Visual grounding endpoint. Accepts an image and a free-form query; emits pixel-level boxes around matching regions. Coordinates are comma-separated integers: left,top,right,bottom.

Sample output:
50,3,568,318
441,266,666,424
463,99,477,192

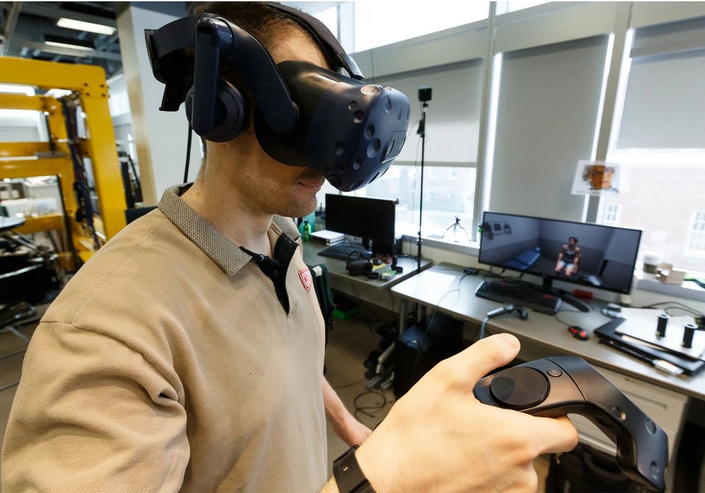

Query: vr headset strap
264,2,364,80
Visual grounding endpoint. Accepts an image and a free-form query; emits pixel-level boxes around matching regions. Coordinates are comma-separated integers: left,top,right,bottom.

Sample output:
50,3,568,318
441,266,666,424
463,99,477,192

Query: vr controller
473,356,668,491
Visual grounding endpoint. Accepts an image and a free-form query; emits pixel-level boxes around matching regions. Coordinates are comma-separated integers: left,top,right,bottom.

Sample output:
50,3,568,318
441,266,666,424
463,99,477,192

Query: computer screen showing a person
478,212,642,295
325,194,396,254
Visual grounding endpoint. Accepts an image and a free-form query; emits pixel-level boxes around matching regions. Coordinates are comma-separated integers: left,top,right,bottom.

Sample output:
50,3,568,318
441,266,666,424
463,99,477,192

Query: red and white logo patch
299,268,312,291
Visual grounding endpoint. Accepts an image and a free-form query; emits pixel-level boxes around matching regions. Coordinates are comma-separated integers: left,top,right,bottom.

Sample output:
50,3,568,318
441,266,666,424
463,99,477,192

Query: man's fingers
443,333,521,385
529,416,579,455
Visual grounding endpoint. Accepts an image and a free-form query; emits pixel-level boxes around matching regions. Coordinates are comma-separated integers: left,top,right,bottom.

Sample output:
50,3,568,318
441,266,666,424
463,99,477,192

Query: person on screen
555,236,581,277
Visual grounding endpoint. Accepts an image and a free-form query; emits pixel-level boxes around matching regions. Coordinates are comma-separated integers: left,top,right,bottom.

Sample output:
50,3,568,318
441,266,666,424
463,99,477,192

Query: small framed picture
571,160,620,196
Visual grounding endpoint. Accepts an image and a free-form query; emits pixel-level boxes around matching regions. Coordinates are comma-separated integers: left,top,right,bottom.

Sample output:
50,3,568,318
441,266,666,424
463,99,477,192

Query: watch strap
333,445,377,493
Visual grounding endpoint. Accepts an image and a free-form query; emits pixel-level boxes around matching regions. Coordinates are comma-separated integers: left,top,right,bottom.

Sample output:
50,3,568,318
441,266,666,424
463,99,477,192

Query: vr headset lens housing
255,61,410,191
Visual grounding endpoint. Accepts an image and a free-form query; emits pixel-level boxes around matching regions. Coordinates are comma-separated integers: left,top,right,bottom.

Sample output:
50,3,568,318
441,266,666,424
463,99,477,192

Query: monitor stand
541,276,590,313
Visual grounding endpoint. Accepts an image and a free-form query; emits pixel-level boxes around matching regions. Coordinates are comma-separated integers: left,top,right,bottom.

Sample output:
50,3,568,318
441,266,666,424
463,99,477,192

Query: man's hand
355,334,578,493
331,413,372,447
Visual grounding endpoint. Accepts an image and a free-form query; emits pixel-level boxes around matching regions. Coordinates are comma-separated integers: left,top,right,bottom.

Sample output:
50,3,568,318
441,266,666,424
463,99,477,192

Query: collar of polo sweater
158,184,302,277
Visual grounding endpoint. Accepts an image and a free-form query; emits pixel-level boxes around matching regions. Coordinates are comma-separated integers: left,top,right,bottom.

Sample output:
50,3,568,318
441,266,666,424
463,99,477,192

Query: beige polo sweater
2,186,328,492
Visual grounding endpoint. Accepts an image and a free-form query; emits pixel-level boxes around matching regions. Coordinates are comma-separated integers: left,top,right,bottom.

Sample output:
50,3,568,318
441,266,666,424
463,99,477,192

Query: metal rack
0,57,127,269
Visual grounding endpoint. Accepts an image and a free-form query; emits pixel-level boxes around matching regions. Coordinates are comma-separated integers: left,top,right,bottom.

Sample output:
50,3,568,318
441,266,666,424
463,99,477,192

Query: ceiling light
44,34,95,52
57,18,116,36
45,40,94,51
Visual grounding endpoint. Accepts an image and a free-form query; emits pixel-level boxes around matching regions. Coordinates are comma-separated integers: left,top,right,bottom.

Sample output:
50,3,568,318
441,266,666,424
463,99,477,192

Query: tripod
441,216,471,242
416,100,428,273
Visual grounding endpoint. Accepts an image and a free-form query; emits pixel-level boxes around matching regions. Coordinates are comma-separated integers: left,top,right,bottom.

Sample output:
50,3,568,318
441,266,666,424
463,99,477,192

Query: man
2,3,577,492
555,236,581,278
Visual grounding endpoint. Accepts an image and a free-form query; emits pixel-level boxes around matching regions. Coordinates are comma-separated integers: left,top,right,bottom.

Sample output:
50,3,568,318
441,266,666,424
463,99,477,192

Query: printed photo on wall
571,160,620,196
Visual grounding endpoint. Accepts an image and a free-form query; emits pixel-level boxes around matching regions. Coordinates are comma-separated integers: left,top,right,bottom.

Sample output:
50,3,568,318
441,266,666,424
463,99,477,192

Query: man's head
186,3,315,161
190,3,329,217
583,164,614,190
147,2,409,215
568,237,578,247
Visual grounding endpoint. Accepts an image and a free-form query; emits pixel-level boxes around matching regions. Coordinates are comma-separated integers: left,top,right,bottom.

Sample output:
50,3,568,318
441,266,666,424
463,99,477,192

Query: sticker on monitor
571,160,620,196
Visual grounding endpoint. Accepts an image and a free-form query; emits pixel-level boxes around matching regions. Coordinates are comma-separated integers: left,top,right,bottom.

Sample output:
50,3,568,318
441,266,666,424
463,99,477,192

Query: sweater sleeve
1,322,189,493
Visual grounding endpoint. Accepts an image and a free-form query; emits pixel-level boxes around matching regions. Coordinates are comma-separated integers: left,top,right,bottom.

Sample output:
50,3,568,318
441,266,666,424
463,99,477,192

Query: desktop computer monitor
325,194,397,255
478,211,642,295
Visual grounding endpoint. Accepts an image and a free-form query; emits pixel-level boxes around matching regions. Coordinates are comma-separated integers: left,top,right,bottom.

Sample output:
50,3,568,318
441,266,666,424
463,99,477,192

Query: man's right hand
355,334,578,493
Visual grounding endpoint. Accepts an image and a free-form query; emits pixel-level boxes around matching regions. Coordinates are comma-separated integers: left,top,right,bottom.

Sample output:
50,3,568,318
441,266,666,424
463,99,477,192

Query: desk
302,242,432,295
391,262,701,489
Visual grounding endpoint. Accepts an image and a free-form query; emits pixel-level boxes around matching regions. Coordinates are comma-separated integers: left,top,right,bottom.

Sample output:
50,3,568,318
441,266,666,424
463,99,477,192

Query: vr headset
145,3,410,192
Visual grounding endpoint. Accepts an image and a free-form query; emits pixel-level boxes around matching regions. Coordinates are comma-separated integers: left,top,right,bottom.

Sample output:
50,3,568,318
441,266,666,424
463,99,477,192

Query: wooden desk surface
302,241,432,290
391,262,705,401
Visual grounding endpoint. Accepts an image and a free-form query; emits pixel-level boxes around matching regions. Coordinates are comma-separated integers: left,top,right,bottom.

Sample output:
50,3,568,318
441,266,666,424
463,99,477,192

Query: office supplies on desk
613,308,701,360
310,229,344,245
595,318,705,375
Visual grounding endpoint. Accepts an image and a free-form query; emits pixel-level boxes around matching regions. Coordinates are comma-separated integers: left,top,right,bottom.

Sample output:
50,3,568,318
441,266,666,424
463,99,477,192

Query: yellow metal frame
0,57,127,265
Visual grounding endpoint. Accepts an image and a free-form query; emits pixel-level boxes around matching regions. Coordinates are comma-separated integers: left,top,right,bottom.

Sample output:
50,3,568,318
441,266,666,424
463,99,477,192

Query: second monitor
325,194,398,255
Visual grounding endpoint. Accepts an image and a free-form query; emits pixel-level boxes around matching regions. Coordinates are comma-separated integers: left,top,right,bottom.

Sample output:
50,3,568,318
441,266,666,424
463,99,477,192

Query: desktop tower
394,313,463,398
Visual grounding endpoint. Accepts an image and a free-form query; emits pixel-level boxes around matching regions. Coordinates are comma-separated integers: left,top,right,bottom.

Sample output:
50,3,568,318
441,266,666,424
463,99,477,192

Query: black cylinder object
683,323,698,349
656,313,670,338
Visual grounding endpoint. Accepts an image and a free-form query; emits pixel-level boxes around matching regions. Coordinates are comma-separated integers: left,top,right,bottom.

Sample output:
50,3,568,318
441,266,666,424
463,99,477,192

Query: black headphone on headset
145,3,410,192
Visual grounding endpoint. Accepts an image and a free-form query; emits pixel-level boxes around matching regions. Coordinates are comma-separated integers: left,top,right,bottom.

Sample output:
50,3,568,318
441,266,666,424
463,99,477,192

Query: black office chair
308,264,335,346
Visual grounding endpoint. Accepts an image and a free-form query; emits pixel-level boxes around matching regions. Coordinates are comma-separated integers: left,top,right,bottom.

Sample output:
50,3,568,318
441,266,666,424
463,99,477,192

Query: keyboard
476,280,563,315
317,243,373,260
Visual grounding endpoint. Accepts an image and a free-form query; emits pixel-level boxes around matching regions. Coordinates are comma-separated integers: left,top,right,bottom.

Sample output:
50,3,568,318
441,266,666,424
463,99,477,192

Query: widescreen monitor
325,194,396,255
478,212,642,295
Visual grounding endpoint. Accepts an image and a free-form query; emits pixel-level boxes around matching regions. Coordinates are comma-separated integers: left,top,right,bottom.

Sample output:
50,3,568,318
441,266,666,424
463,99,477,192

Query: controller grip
473,356,668,492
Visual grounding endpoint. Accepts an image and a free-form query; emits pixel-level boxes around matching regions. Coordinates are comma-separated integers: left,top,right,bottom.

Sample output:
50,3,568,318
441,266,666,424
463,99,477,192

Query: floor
0,304,549,491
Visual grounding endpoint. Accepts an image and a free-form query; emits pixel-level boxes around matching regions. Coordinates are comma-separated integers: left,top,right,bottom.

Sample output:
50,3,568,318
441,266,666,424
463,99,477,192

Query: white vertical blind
489,36,609,221
376,59,485,166
617,18,705,149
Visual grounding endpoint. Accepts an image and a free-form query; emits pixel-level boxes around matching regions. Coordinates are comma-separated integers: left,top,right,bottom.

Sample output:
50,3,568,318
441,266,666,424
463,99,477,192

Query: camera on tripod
418,86,432,102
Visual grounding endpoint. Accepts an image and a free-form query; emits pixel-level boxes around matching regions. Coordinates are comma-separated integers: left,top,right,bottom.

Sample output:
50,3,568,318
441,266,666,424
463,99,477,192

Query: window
601,18,705,273
350,57,484,245
497,1,551,15
686,211,705,258
348,1,489,52
488,36,610,221
312,5,338,39
359,165,477,243
600,202,621,226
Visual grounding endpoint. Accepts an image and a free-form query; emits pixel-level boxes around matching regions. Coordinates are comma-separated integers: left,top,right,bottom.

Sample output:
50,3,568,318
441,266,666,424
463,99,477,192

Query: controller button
611,406,626,421
646,418,657,435
546,368,562,377
489,368,549,410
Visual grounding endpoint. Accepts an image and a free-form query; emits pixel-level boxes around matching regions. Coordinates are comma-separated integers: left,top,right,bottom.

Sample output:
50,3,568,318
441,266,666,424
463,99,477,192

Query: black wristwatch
332,445,377,493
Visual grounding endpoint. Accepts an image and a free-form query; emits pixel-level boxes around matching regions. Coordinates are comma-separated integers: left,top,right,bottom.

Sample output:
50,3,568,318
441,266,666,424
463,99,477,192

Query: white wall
117,5,202,205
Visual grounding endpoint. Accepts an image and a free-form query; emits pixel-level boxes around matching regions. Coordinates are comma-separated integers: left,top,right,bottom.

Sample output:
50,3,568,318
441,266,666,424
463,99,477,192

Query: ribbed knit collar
158,184,301,276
